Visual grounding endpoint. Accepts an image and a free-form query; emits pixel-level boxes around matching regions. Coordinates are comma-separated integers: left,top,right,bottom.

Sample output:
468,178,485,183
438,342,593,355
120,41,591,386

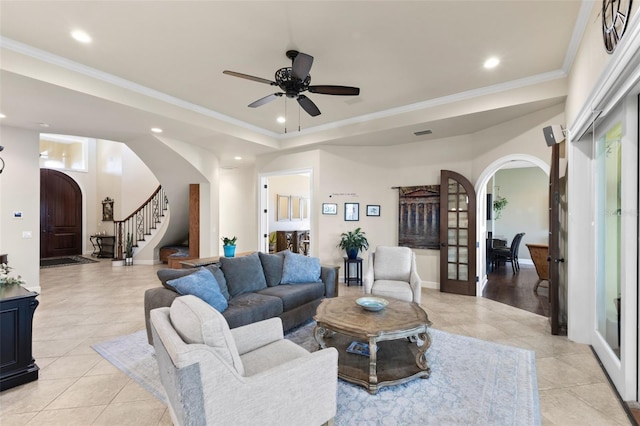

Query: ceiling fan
223,50,360,117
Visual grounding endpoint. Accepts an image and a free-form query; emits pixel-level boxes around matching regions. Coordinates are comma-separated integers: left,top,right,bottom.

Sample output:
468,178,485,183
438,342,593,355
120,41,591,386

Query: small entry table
343,257,363,286
90,235,115,258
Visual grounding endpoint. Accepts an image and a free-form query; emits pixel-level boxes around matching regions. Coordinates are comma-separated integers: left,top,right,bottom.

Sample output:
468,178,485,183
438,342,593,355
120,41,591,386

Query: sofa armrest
144,287,180,345
320,265,338,298
231,317,284,355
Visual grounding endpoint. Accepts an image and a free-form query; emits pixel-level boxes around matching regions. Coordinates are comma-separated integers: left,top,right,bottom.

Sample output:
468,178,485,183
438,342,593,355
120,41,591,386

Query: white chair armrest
409,253,422,304
231,317,284,355
363,252,375,294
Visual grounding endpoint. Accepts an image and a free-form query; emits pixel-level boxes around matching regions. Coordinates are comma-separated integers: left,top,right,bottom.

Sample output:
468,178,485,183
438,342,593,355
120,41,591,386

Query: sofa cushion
168,268,228,313
169,295,244,375
373,246,412,282
204,264,230,300
223,293,283,329
257,283,325,311
259,251,286,287
220,253,268,297
281,251,321,284
157,268,195,291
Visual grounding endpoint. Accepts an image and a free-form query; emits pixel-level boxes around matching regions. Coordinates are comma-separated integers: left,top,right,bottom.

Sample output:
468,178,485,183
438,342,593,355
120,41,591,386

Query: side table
343,257,363,286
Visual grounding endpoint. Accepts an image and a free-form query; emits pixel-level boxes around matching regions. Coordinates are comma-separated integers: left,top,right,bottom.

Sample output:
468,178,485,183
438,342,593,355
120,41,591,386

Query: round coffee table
313,295,432,394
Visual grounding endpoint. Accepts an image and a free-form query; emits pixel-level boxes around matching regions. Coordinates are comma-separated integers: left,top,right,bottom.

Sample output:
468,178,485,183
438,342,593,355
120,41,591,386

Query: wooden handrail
112,186,168,260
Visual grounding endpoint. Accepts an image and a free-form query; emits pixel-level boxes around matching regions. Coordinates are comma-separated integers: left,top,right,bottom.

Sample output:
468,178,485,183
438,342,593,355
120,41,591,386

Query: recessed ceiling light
234,156,242,160
277,116,286,124
483,57,500,69
71,30,92,44
151,127,163,133
0,113,5,119
38,123,50,128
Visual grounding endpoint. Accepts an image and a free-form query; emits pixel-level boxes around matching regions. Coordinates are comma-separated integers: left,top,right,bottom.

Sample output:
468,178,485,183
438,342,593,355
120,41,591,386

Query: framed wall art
366,205,381,216
102,197,114,221
344,202,359,221
322,203,337,215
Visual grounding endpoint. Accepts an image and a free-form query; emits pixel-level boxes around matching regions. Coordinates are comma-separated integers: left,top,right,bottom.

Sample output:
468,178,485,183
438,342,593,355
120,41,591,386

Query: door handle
554,258,565,263
441,243,446,247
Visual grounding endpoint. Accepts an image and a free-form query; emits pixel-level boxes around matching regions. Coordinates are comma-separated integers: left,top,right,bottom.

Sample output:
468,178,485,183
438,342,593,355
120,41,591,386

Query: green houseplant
221,236,237,257
493,197,509,220
125,232,134,265
337,227,369,259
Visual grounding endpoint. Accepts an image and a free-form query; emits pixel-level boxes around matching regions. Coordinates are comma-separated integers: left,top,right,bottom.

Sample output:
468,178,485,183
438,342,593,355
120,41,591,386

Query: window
39,133,89,172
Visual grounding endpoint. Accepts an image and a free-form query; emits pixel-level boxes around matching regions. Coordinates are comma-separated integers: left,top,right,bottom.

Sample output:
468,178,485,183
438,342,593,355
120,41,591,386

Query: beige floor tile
38,354,102,380
45,374,129,410
0,378,76,415
25,406,106,425
158,409,173,425
568,383,630,425
536,357,604,390
32,338,85,358
85,358,125,376
539,388,628,425
92,400,167,426
0,411,38,426
112,379,160,403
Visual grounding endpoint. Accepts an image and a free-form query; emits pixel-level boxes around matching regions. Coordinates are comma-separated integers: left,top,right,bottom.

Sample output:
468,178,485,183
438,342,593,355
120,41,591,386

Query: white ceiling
0,1,587,167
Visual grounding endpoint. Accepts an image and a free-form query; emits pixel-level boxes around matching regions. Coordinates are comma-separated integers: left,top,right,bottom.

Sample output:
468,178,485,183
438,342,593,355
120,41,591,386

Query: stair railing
113,186,168,260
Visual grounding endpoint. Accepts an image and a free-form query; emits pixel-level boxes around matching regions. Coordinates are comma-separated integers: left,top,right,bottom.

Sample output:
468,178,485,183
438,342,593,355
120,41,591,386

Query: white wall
492,167,548,261
219,167,258,255
0,126,41,292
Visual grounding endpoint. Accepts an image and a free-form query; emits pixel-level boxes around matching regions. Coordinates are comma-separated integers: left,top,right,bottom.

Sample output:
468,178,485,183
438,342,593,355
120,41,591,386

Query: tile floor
0,259,633,425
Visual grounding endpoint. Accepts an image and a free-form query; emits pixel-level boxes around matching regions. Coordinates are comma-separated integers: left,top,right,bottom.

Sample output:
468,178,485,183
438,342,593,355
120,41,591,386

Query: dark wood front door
40,169,82,258
439,170,477,296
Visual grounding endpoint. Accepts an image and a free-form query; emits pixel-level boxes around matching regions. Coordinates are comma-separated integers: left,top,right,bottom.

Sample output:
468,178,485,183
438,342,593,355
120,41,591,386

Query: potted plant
0,263,25,287
268,232,277,253
125,232,134,265
337,227,369,259
221,236,237,258
493,196,508,220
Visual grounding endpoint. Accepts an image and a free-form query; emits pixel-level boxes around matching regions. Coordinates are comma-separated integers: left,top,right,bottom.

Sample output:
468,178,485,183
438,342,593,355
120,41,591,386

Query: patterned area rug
93,323,540,425
40,255,98,268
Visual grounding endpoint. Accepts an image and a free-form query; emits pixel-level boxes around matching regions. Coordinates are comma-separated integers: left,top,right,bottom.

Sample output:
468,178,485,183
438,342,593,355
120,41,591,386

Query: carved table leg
416,329,432,378
368,337,379,394
314,325,334,349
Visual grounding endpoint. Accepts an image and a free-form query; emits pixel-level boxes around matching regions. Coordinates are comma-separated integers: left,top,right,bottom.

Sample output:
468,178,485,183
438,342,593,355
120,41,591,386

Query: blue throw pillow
281,251,321,284
167,267,228,313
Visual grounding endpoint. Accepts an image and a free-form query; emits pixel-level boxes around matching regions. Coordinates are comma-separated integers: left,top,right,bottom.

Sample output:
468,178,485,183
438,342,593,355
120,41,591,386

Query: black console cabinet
0,285,39,391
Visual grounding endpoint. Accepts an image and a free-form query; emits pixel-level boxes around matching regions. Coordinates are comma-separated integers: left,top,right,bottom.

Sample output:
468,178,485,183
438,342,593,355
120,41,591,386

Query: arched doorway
474,155,550,296
40,169,83,258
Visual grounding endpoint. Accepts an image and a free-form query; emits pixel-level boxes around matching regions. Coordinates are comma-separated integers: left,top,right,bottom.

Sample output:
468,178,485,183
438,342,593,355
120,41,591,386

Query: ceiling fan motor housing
275,68,311,98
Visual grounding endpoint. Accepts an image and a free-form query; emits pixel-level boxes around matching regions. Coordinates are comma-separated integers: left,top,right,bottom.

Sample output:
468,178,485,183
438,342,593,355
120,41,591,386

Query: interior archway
474,154,550,297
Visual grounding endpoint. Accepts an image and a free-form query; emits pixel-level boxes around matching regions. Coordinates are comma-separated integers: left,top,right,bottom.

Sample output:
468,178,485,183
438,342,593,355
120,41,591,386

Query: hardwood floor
483,262,550,317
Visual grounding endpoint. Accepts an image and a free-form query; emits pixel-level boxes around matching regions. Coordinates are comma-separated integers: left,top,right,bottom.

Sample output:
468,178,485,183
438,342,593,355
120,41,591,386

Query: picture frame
344,202,359,221
366,205,381,216
322,203,337,215
102,197,114,221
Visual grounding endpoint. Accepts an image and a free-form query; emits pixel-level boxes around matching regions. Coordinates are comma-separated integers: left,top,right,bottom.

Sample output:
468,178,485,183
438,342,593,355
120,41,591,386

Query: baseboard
421,281,439,290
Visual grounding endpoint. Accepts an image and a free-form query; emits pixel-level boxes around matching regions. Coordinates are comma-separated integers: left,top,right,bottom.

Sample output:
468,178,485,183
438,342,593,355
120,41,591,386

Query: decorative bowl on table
356,296,389,312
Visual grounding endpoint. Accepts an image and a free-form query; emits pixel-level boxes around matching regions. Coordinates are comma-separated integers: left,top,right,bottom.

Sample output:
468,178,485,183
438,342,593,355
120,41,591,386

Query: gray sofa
144,251,337,344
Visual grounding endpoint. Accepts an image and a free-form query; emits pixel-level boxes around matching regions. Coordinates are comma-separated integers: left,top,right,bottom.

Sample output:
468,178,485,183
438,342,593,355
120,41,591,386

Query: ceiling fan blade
248,93,282,108
292,52,314,80
297,95,321,117
223,70,276,86
308,85,360,96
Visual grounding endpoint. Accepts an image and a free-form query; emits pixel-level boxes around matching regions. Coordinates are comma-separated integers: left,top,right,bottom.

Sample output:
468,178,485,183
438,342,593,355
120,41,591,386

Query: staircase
113,186,168,261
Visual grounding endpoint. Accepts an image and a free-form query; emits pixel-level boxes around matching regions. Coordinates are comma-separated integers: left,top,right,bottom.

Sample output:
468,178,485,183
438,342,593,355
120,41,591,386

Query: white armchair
363,246,422,303
150,295,338,426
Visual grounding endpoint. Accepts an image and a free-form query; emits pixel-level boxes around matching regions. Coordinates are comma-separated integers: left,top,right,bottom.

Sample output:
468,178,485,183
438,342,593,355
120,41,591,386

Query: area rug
40,255,98,268
92,323,540,425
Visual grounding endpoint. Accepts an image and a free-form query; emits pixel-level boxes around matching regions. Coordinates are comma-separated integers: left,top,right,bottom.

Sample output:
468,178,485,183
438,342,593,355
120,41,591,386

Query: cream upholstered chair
150,295,338,426
363,246,421,303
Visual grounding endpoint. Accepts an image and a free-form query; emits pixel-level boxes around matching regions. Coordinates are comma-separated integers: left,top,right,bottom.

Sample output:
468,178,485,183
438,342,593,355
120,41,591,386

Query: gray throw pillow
220,253,268,298
167,268,228,313
157,268,197,291
258,251,286,287
281,251,321,284
204,264,230,300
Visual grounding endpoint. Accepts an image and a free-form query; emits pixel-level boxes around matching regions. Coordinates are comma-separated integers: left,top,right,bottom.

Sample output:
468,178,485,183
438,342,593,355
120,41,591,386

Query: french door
439,170,477,295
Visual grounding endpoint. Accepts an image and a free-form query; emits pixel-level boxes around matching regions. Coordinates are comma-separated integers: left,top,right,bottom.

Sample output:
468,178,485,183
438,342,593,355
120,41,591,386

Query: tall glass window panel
596,121,622,359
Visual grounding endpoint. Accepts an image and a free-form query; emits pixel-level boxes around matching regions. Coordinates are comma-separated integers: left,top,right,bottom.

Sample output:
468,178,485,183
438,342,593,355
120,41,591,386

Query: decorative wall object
397,185,440,249
366,205,381,216
344,203,359,221
102,197,114,221
322,203,337,215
